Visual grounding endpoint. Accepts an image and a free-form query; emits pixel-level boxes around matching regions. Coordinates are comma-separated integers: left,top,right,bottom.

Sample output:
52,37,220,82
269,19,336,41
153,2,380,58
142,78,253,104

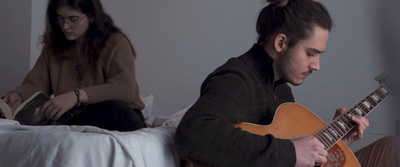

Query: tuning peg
375,72,389,85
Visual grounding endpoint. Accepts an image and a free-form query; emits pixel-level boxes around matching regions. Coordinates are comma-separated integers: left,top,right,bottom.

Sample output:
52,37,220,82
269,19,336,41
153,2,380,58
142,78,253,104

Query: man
175,0,369,166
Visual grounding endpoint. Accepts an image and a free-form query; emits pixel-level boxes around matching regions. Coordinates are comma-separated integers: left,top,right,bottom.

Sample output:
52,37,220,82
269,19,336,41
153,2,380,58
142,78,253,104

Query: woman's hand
334,108,369,145
42,91,76,120
2,93,22,110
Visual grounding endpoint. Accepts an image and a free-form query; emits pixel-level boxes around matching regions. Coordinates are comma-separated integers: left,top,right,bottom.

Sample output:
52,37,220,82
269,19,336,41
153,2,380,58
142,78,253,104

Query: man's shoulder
214,48,262,74
213,57,251,74
202,57,256,89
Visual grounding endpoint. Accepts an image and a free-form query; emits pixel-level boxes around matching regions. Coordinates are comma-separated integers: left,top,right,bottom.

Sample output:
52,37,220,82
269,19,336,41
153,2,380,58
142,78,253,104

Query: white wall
1,0,398,152
102,0,263,117
30,0,47,68
376,0,400,137
0,0,31,96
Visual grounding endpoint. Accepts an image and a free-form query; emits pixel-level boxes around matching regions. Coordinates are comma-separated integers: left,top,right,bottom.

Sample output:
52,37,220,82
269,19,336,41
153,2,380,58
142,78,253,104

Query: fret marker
372,94,380,102
324,132,333,142
363,101,371,108
381,87,389,94
355,108,363,115
347,113,353,118
328,128,338,137
338,121,346,130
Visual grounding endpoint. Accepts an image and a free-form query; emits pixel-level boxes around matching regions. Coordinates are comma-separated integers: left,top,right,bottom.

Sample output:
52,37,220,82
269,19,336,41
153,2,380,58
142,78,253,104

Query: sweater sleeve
175,72,296,167
9,50,52,101
82,34,144,109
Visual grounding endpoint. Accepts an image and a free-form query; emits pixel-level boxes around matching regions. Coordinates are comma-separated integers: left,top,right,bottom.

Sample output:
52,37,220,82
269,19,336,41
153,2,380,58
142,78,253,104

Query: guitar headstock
375,72,394,96
374,72,389,85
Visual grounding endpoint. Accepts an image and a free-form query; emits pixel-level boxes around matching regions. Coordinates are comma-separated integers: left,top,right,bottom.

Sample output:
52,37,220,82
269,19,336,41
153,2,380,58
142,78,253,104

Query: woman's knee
95,100,131,110
71,100,146,131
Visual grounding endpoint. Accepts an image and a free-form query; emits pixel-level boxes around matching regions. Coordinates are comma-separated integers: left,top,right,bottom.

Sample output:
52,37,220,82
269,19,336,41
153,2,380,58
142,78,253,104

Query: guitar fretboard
314,84,391,150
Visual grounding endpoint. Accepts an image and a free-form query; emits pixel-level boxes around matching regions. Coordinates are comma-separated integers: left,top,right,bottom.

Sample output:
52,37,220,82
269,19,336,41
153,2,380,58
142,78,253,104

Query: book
0,91,73,125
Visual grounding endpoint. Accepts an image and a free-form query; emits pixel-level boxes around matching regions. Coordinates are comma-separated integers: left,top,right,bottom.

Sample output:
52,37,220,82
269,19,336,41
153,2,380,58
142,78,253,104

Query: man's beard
274,49,312,86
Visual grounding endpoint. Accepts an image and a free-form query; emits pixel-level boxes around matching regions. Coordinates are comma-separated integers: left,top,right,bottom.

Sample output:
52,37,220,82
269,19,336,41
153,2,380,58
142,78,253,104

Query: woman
1,0,146,131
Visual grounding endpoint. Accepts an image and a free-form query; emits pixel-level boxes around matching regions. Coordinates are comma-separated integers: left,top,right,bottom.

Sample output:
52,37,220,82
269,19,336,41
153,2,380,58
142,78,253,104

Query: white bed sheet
0,105,190,167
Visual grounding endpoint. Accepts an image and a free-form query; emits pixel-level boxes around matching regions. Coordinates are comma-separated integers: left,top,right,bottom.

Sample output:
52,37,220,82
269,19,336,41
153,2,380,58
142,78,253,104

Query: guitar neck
315,84,391,150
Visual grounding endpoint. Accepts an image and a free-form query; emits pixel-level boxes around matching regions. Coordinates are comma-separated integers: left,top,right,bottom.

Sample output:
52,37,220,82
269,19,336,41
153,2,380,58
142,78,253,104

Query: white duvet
0,105,190,167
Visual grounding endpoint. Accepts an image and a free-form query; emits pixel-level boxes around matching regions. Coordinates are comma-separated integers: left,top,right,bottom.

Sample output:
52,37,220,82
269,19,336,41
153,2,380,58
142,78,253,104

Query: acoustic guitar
187,74,391,167
235,74,391,167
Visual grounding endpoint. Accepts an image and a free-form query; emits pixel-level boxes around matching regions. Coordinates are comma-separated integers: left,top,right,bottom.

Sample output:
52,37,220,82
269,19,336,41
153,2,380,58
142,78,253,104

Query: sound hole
324,144,346,167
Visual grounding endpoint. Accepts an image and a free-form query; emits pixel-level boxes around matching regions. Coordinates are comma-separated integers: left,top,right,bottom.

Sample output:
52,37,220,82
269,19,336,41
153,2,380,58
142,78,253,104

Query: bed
0,95,191,167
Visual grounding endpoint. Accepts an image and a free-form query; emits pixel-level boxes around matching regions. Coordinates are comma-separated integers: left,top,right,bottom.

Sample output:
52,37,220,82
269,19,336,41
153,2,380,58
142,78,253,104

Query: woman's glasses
56,15,87,28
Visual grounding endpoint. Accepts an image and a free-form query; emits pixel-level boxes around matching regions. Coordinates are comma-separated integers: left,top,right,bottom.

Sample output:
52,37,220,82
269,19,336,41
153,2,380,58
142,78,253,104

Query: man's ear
274,33,288,53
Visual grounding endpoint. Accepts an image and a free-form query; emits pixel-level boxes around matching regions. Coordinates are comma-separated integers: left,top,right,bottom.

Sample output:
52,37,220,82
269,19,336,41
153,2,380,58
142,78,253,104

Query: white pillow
145,103,193,128
140,94,154,119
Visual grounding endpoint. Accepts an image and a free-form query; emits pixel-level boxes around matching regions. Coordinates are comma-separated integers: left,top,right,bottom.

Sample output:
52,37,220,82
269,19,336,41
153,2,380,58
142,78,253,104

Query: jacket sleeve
174,72,296,167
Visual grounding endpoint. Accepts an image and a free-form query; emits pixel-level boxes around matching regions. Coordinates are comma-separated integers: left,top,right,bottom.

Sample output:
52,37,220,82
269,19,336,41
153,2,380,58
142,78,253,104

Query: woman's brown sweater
9,33,144,110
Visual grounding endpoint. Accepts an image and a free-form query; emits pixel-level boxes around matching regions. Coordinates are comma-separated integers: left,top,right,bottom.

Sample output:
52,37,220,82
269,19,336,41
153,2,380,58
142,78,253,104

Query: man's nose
310,56,320,71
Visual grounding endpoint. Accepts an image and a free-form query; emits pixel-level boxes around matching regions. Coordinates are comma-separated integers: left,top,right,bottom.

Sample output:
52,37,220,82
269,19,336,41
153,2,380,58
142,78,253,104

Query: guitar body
235,103,360,167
